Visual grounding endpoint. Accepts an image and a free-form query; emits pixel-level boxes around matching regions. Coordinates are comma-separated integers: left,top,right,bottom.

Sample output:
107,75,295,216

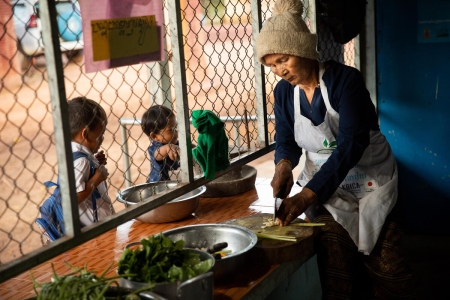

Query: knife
273,184,287,220
273,196,278,221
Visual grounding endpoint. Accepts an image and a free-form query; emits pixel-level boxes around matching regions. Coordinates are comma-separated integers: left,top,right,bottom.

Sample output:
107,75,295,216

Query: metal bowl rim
161,224,258,258
116,183,206,205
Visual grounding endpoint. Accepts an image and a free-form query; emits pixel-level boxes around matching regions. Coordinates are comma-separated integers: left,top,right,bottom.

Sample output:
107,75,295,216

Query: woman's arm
274,81,302,168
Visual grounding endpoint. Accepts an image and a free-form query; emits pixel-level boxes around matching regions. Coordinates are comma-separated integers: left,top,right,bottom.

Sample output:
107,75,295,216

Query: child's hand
167,144,180,161
154,144,180,161
95,165,109,183
95,150,107,165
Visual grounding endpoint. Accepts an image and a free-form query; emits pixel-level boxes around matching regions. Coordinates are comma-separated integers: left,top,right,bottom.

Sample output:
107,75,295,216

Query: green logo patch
316,138,337,154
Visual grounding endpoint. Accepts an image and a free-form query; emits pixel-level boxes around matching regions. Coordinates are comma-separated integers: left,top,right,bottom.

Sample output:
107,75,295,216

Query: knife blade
273,184,287,220
273,197,278,221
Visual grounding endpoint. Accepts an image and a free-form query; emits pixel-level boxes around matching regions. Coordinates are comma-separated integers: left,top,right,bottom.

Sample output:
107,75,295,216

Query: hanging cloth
192,110,230,179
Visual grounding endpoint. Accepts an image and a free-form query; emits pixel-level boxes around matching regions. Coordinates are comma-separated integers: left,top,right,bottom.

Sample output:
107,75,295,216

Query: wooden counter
0,179,315,299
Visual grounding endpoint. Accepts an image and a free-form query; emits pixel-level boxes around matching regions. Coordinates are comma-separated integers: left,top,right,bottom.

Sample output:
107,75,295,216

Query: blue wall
376,0,450,233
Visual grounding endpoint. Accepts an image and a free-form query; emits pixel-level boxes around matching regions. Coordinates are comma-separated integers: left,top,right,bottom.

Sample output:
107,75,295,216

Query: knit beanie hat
255,0,319,66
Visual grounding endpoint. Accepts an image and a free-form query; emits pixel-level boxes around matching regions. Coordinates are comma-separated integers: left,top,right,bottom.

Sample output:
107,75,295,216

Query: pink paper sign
79,0,164,73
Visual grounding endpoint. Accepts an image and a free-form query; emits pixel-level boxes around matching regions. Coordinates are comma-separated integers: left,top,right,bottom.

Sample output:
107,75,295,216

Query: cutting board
222,213,315,265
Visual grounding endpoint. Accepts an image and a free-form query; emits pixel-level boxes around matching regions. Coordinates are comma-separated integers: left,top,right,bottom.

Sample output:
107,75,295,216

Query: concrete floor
402,233,450,299
248,152,450,299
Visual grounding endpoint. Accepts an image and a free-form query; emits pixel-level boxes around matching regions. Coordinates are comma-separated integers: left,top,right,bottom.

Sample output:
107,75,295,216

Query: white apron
295,63,398,255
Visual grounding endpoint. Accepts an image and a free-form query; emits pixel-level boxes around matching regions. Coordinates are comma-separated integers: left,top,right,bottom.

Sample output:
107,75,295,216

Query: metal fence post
251,0,268,148
39,0,80,237
360,0,377,108
233,121,241,148
167,0,194,183
120,123,132,188
147,7,172,108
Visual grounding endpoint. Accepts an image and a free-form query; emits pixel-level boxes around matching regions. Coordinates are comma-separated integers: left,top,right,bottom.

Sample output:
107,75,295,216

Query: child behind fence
141,105,180,182
68,97,115,225
36,97,115,242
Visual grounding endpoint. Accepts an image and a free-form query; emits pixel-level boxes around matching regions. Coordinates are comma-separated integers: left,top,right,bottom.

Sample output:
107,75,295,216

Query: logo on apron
339,171,379,199
316,138,337,154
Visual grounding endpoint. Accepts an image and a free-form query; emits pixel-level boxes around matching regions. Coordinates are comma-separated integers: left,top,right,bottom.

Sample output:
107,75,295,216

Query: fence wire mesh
0,0,356,275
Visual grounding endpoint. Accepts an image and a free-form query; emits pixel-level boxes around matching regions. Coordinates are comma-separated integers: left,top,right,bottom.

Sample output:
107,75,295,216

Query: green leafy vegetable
118,234,213,284
31,262,153,300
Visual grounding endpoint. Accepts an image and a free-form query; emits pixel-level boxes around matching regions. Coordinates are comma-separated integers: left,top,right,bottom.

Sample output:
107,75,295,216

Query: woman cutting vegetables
255,0,420,298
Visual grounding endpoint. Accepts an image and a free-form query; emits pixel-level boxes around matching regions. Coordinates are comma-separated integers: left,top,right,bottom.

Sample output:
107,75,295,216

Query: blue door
376,0,450,233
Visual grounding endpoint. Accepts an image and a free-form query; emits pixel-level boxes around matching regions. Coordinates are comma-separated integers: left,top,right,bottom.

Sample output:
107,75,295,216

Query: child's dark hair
67,97,107,139
141,105,174,137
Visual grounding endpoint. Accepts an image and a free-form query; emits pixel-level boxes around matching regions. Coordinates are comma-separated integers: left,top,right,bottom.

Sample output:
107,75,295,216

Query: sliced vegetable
213,249,232,256
255,233,297,242
291,223,326,227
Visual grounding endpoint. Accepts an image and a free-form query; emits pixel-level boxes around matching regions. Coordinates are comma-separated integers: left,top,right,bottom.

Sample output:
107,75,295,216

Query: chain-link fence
0,0,356,283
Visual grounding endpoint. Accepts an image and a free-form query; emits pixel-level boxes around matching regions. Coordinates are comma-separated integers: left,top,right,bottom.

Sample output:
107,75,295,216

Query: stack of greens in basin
118,235,213,283
31,262,150,300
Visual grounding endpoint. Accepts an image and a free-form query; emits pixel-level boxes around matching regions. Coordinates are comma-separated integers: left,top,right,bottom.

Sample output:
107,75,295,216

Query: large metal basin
119,246,215,300
162,224,257,281
116,181,206,223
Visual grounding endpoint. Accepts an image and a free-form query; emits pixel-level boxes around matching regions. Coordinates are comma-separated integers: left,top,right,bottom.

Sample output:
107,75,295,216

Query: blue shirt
147,141,180,182
274,61,379,203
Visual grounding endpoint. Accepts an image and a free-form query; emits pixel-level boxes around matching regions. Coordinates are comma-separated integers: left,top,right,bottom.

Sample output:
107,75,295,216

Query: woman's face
264,54,315,86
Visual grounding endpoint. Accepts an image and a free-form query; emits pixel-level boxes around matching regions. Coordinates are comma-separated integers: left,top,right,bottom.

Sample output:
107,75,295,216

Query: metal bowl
116,181,206,223
162,224,258,281
119,244,215,300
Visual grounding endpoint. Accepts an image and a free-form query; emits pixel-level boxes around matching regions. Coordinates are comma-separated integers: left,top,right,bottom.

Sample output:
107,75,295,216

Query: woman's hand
275,187,318,226
271,160,294,199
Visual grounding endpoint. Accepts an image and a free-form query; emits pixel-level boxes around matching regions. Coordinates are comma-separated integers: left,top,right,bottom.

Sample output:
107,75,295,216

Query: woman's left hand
276,187,318,226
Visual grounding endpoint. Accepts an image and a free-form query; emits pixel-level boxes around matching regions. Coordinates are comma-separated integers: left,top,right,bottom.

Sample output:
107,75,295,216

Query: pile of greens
31,262,151,300
118,235,213,283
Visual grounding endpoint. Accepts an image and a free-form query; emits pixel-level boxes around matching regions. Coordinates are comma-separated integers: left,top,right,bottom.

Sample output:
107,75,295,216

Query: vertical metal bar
120,123,132,188
360,0,377,109
39,0,80,236
167,0,193,183
251,0,268,148
147,62,171,107
244,109,251,150
147,8,172,108
233,121,241,148
354,35,361,71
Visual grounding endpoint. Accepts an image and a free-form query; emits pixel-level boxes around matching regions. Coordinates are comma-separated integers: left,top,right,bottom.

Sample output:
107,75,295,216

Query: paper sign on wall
91,16,158,61
417,0,450,43
79,0,164,73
